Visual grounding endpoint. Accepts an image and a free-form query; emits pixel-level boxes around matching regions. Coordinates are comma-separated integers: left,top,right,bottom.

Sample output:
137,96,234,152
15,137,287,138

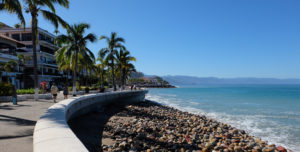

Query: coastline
69,100,289,152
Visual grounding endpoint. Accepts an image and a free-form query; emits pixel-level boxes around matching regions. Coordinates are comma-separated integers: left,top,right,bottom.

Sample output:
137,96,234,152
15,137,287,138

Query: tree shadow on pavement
0,104,31,110
0,129,33,140
0,114,36,126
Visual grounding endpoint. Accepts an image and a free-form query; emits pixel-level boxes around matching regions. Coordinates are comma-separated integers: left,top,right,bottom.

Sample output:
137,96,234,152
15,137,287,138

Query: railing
0,52,18,60
25,61,58,67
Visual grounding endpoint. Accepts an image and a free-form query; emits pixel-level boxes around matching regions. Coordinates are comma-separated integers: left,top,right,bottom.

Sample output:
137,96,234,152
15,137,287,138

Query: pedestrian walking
63,84,69,99
51,83,59,103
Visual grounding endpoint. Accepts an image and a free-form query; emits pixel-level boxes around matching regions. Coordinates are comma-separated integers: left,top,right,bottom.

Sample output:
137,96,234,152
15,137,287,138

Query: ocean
145,85,300,151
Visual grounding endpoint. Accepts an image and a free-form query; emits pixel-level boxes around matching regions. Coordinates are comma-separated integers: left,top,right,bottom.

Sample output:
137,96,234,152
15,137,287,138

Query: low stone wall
21,94,52,100
33,90,147,152
69,91,85,95
0,94,52,102
0,96,12,102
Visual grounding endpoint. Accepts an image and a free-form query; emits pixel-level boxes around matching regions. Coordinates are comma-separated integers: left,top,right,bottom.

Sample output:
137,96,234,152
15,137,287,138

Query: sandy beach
69,100,288,152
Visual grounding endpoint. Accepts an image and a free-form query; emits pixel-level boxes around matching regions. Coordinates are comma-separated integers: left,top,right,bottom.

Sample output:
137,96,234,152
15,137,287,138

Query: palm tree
84,61,96,86
55,23,96,96
99,32,125,91
4,60,17,74
2,0,69,100
17,54,31,71
75,53,95,89
116,48,136,88
17,54,31,88
24,0,69,100
3,60,17,81
54,29,59,35
96,52,108,86
55,54,71,82
0,0,25,25
0,61,17,82
3,60,18,104
14,23,21,28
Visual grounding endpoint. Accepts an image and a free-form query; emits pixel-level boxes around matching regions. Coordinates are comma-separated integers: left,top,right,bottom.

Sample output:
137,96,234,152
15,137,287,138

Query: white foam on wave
146,93,299,151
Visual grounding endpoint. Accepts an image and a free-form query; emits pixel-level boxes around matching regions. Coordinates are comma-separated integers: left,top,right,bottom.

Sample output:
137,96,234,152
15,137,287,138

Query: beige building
0,34,24,88
0,25,63,88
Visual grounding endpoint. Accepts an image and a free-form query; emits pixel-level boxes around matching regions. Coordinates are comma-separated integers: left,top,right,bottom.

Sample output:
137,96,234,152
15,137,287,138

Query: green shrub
0,82,13,96
68,86,79,91
68,85,98,91
17,89,42,94
81,86,97,90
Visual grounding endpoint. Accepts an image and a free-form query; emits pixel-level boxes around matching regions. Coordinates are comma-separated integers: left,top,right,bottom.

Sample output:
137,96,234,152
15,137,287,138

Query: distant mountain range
161,75,300,85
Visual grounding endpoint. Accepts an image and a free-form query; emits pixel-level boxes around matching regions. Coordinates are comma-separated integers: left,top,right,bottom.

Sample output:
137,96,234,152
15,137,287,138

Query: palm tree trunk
85,66,88,86
31,14,39,101
73,49,79,96
65,70,68,82
100,69,103,86
88,68,91,87
123,69,127,89
111,58,116,91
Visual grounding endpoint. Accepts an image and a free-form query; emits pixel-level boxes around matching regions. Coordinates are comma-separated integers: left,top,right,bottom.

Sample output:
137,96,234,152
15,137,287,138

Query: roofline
0,34,25,47
0,27,56,38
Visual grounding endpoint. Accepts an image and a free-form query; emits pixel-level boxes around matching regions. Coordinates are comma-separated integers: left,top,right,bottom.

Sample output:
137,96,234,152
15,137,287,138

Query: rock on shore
101,101,288,152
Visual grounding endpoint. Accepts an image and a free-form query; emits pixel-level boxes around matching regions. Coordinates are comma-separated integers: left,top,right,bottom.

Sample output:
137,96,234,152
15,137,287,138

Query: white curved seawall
33,90,147,152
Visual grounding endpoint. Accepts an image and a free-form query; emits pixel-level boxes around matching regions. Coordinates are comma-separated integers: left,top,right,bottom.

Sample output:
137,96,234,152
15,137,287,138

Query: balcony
25,60,58,67
23,69,61,76
0,52,18,61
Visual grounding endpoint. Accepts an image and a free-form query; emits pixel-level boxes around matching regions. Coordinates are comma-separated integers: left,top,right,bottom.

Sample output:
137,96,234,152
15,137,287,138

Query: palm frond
40,9,69,29
36,0,56,13
115,37,125,43
98,48,109,58
83,33,97,43
56,34,72,45
49,0,69,8
1,0,25,25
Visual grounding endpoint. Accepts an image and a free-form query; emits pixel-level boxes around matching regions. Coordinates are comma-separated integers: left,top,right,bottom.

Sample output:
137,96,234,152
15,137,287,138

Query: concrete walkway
0,94,72,152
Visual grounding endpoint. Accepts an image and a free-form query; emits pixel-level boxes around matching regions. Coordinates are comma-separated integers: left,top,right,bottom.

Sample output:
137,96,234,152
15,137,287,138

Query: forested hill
162,75,300,85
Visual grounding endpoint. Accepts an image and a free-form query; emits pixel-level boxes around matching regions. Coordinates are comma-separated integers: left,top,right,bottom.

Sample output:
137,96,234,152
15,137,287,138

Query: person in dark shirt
63,84,69,99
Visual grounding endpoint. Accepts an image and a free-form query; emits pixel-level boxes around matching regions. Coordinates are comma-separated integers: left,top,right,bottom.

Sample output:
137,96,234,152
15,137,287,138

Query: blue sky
1,0,300,78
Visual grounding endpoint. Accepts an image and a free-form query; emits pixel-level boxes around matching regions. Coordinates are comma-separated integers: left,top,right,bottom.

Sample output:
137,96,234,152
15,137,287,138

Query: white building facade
0,25,65,88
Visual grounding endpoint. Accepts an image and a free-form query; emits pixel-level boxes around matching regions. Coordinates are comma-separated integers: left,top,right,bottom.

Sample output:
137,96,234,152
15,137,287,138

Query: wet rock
234,145,242,152
276,146,287,152
100,101,288,151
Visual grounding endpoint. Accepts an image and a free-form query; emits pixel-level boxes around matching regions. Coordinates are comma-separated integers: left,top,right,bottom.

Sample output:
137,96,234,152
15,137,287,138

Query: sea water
145,85,300,151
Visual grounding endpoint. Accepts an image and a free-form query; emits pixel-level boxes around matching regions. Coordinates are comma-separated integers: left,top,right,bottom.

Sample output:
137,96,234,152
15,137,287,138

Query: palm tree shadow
0,104,31,110
0,105,14,110
0,114,36,126
0,128,33,140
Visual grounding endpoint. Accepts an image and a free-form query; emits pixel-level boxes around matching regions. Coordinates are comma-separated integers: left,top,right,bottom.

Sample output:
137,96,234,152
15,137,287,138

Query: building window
26,45,33,48
40,56,46,63
39,33,54,44
21,33,32,41
40,45,56,54
39,33,45,41
12,34,20,41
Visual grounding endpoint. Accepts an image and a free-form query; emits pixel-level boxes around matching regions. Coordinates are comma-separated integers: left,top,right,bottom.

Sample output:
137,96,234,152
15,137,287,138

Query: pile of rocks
101,101,288,152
